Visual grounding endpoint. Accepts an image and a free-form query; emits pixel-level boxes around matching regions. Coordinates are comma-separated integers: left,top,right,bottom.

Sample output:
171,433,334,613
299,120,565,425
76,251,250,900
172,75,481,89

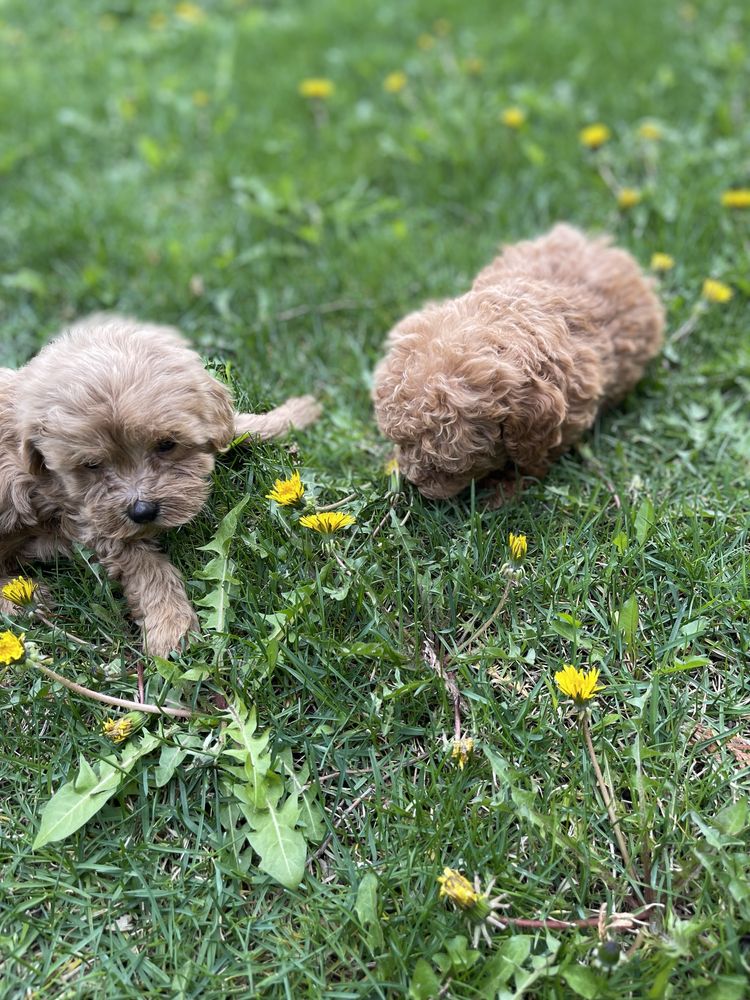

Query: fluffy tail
233,395,321,442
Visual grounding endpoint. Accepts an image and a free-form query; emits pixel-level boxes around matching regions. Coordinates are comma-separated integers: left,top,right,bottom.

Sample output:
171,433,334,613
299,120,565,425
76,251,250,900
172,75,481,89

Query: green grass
1,0,749,996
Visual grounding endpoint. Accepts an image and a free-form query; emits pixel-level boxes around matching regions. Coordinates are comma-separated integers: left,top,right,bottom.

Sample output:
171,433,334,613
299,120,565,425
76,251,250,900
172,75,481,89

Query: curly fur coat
372,224,664,498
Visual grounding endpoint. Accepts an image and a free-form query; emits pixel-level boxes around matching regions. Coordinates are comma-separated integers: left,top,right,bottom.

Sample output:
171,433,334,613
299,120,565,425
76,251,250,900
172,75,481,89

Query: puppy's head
16,316,235,540
372,289,570,498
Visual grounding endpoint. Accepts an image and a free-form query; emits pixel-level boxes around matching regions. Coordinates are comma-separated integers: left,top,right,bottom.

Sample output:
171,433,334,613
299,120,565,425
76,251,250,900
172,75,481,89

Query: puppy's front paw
144,606,200,657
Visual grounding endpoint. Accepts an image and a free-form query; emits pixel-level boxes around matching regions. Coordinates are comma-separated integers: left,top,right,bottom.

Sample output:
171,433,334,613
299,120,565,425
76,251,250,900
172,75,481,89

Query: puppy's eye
83,461,101,470
155,439,176,454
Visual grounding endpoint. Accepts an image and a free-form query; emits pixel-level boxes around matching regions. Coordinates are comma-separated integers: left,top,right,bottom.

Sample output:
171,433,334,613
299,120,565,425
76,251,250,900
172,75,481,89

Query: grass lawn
1,0,749,996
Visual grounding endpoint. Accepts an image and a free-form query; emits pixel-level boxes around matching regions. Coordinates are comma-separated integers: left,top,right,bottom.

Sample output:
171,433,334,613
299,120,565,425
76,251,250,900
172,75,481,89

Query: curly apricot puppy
372,224,664,498
0,314,320,654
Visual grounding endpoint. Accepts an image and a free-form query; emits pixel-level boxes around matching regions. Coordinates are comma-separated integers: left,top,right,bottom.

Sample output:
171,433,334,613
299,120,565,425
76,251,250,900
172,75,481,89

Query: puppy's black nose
127,500,160,524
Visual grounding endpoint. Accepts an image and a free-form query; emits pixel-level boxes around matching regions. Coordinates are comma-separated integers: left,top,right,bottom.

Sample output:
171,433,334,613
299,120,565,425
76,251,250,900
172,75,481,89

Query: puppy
372,224,664,498
0,314,320,655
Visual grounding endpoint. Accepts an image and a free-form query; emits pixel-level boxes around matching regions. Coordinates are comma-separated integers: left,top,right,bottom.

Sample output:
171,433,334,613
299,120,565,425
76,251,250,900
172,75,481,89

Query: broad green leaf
195,557,238,631
247,802,306,888
278,755,325,842
479,935,532,991
612,530,628,554
154,745,189,788
561,965,603,999
714,799,749,837
657,655,711,675
634,497,655,545
483,746,513,784
178,665,211,682
233,772,283,814
225,705,272,776
73,754,99,793
33,734,158,849
434,935,480,974
710,976,749,1000
551,613,580,641
616,595,639,647
34,759,122,849
408,958,441,1000
355,873,384,951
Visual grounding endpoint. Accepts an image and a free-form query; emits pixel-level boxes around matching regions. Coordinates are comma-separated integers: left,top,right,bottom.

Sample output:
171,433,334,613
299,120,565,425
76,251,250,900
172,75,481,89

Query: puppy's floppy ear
202,375,236,451
20,437,46,476
501,375,568,478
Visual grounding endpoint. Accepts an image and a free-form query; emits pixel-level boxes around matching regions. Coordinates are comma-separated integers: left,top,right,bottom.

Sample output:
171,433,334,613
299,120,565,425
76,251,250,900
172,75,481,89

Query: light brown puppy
373,224,664,498
0,314,320,654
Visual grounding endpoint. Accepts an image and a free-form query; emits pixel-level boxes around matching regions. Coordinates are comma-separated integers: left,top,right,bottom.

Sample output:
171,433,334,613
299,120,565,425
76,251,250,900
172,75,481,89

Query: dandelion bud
102,711,147,744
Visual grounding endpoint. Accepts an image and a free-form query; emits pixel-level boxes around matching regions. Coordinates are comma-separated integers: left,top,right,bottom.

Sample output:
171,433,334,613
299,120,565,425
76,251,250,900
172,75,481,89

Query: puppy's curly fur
373,224,665,498
0,314,320,654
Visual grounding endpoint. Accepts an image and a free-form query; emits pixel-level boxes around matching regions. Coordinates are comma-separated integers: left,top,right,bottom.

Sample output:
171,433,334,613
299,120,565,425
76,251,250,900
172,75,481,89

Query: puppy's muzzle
127,499,160,524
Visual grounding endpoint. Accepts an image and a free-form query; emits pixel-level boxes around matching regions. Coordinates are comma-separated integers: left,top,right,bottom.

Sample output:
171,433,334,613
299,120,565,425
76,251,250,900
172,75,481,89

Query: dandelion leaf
408,959,441,1000
154,745,190,788
246,800,306,889
355,872,384,951
634,497,655,545
561,965,603,999
616,595,639,647
278,753,325,841
33,734,159,849
195,496,249,631
478,935,533,992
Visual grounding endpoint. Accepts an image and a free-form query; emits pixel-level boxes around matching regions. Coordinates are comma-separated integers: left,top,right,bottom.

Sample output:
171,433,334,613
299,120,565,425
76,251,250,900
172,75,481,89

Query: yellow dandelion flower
554,664,604,705
383,71,408,94
462,56,484,75
149,12,168,30
580,123,611,149
175,2,206,24
617,187,642,209
702,279,733,304
437,868,508,945
102,711,147,744
266,470,305,506
384,457,400,476
720,189,750,209
192,89,210,107
508,532,527,563
451,736,475,770
2,577,37,607
438,868,481,909
433,18,451,36
299,511,356,535
298,78,334,100
501,107,526,129
650,252,675,271
417,33,435,51
637,121,663,141
0,630,26,666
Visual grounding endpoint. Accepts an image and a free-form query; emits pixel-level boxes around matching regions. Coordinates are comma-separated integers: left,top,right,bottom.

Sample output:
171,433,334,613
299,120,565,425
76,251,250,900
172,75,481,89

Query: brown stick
32,661,193,718
316,492,357,512
34,611,97,649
